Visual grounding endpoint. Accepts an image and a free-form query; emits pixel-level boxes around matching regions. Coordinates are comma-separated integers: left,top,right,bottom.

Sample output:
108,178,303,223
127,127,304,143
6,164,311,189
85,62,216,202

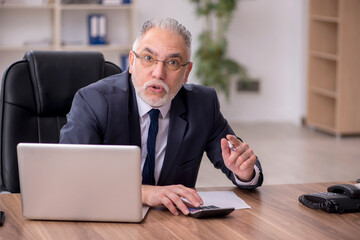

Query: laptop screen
17,143,148,222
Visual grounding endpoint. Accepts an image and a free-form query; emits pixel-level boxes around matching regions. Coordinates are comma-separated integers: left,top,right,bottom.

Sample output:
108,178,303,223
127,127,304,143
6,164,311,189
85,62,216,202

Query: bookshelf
0,0,136,74
306,0,360,136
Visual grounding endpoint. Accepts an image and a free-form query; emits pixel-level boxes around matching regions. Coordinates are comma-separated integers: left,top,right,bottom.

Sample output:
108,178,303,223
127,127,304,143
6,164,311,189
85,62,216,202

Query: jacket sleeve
59,88,107,144
204,90,264,189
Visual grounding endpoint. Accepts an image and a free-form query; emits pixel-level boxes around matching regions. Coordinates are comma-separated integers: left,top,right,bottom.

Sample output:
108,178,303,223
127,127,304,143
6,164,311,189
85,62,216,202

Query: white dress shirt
135,92,259,186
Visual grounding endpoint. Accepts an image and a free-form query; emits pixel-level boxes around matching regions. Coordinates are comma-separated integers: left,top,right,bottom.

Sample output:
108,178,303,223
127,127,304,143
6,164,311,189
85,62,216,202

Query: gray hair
132,18,192,58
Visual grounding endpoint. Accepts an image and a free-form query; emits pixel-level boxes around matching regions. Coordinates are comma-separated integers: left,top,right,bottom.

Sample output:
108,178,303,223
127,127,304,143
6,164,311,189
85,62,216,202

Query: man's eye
167,59,179,66
144,55,154,62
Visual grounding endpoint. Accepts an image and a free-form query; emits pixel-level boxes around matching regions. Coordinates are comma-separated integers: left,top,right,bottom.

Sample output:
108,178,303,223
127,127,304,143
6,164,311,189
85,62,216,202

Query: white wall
136,0,308,124
0,0,308,125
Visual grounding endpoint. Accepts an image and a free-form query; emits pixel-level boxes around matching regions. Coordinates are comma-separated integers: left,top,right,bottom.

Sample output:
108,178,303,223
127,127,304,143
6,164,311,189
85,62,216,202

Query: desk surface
1,182,359,240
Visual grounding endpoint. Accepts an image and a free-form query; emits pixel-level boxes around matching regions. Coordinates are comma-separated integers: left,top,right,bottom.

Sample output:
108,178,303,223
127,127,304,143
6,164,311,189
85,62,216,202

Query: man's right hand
142,184,204,216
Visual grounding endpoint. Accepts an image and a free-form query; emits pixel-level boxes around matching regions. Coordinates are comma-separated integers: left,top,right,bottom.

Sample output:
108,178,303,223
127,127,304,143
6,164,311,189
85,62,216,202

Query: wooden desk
1,182,359,240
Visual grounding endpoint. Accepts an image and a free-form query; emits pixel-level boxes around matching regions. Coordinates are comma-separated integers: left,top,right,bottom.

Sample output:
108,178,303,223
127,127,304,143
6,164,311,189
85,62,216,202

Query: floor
195,122,360,188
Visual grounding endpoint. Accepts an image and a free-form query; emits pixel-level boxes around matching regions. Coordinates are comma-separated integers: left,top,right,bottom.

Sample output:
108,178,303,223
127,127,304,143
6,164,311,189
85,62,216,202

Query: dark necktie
142,109,160,185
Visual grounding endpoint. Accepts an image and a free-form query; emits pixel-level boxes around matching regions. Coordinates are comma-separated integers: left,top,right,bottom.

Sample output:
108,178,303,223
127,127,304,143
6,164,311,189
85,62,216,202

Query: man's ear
128,51,134,73
183,62,193,84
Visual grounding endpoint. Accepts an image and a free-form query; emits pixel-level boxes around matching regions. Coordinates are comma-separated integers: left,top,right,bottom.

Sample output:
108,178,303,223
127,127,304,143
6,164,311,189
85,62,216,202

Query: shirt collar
135,91,171,119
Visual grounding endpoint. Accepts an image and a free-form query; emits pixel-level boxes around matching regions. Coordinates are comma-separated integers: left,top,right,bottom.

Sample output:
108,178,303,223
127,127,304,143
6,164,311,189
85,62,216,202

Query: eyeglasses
132,51,190,71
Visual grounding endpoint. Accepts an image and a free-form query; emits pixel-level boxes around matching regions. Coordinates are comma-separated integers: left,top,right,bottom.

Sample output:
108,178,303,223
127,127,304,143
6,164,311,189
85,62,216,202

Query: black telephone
298,184,360,213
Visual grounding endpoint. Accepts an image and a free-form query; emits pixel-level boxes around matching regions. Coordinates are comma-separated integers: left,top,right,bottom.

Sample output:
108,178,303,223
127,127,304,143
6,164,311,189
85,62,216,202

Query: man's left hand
221,134,256,182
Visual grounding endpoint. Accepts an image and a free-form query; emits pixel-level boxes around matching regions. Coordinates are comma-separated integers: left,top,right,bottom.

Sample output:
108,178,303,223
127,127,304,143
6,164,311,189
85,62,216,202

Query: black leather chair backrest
0,50,122,193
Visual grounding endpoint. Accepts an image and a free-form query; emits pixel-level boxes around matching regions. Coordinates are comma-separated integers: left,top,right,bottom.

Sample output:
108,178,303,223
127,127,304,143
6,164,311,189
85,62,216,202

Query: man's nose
152,60,166,80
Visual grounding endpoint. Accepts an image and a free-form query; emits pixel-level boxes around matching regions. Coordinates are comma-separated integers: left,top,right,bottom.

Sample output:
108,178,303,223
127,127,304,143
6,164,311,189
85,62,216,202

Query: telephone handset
327,184,360,199
299,184,360,213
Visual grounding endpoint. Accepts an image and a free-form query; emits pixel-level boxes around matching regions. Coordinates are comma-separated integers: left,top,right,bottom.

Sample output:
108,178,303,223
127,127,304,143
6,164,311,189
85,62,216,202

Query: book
98,15,106,44
101,0,122,5
121,54,129,71
101,0,131,4
88,14,107,45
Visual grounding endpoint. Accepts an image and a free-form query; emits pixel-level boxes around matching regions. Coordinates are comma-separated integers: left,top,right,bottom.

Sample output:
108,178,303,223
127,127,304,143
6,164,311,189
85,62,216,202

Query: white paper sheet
197,191,251,209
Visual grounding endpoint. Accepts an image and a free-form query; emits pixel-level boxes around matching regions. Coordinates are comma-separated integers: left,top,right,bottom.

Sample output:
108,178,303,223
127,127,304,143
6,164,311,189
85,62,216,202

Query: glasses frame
132,51,190,71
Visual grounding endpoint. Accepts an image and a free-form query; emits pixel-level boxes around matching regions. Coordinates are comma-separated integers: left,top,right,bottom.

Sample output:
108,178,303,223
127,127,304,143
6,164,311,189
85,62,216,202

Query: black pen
0,211,4,226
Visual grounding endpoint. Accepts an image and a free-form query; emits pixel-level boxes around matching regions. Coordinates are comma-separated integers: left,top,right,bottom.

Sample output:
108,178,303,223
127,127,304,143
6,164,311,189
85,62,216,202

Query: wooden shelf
0,4,55,9
0,0,136,73
310,0,338,17
308,56,337,93
310,15,338,23
309,87,337,99
0,45,54,51
307,93,336,130
61,43,132,52
59,4,133,10
310,51,338,61
309,20,338,55
306,0,360,136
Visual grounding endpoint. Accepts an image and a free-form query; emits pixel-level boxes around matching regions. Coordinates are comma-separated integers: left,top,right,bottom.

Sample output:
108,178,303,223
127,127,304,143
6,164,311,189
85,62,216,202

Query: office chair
0,50,122,193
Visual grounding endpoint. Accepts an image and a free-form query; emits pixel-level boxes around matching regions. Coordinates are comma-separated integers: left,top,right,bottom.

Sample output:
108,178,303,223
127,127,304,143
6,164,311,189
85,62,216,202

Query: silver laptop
17,143,149,222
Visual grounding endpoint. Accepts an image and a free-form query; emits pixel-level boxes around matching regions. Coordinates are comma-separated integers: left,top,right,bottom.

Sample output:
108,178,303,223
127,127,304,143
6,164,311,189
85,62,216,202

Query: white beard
138,79,171,107
131,65,184,107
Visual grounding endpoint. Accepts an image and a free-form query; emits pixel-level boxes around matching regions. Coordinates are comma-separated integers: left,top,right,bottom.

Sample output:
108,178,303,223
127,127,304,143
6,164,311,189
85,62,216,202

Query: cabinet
306,0,360,136
0,0,136,75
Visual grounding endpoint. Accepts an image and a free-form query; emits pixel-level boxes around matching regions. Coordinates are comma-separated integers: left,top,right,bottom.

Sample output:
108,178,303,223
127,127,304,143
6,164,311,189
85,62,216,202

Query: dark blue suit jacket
60,70,263,189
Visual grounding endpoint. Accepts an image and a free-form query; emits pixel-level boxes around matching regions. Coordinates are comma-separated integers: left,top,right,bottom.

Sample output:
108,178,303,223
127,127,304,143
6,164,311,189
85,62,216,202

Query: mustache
143,79,169,93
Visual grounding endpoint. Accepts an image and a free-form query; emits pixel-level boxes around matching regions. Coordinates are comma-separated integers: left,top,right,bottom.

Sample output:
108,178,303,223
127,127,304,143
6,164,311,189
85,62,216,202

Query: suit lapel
158,92,187,185
128,75,141,147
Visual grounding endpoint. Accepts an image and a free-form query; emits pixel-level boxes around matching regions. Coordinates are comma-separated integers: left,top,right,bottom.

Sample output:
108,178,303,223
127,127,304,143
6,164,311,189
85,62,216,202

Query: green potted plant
190,0,250,98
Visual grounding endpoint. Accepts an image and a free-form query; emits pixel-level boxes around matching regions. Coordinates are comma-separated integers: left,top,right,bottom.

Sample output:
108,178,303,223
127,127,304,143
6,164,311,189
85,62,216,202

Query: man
60,18,263,216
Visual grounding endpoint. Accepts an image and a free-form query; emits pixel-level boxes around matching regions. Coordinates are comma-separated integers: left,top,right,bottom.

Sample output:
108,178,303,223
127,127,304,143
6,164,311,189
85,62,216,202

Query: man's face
129,27,193,107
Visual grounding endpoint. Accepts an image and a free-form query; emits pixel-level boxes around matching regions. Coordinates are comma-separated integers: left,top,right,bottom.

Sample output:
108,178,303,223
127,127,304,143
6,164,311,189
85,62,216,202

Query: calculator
188,205,235,218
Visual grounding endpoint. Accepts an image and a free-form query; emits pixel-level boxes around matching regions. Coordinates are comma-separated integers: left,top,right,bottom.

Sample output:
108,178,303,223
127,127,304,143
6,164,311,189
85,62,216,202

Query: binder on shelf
100,0,122,5
63,0,100,3
98,15,106,44
88,14,107,45
121,54,129,71
89,14,98,44
1,0,45,5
